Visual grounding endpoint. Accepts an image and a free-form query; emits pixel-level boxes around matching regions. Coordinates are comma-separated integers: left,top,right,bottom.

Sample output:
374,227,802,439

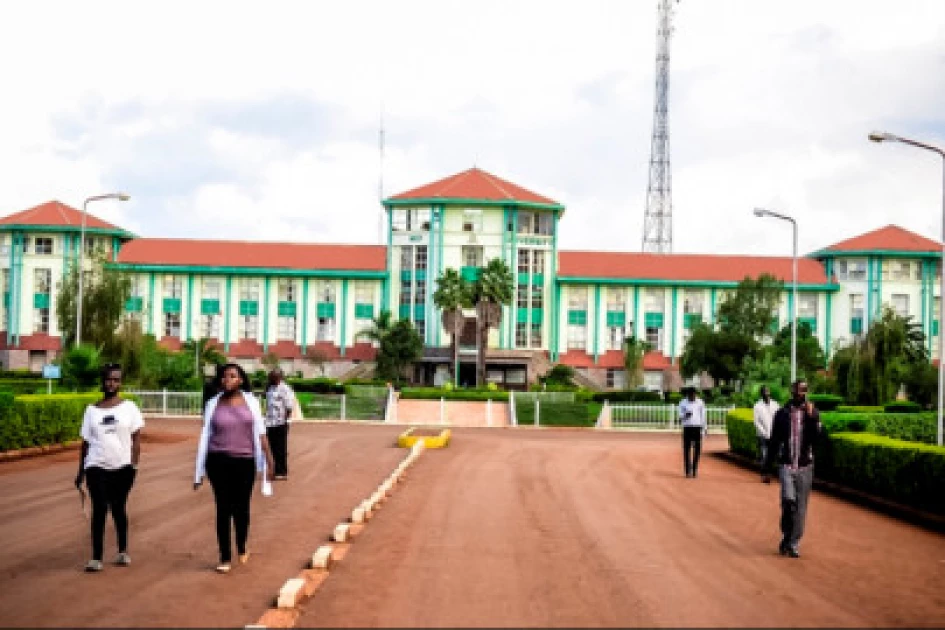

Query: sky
1,0,944,258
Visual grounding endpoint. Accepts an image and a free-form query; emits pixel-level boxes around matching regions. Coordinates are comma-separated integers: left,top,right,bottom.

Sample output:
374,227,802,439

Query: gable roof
0,200,128,233
816,224,941,255
558,251,831,285
116,239,386,273
387,167,561,207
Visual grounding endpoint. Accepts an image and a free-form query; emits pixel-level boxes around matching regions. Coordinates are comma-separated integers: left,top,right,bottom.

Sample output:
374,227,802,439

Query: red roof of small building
557,349,673,371
117,239,386,272
558,251,831,285
388,167,559,206
819,224,941,254
0,200,126,232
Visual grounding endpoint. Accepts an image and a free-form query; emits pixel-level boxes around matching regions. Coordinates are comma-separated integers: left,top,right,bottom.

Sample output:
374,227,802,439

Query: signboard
42,364,61,380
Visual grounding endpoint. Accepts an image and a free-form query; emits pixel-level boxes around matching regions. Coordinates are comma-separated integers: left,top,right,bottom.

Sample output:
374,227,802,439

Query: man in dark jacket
763,379,823,558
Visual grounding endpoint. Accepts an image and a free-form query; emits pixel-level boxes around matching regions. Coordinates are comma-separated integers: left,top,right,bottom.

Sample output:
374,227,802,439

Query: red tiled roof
0,200,126,232
558,251,830,284
117,239,386,272
642,351,673,371
556,350,673,371
821,224,941,253
388,167,559,206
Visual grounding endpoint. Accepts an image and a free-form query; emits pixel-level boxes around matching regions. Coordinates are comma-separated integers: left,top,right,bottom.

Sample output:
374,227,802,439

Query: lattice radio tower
641,0,678,254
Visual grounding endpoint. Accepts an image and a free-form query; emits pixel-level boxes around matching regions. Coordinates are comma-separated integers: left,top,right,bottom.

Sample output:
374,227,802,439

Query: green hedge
809,394,844,411
883,401,923,414
725,409,945,514
515,400,598,427
0,394,143,451
819,412,937,445
286,378,345,394
591,390,663,403
835,405,885,414
400,388,510,402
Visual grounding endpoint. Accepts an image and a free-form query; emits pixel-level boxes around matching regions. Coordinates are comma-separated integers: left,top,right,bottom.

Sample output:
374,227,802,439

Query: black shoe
787,547,800,558
778,541,789,556
685,471,692,478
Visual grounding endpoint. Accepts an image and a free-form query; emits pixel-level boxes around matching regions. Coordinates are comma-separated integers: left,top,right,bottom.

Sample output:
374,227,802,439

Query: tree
680,323,754,387
61,344,103,390
356,310,394,347
434,268,472,387
769,321,826,378
260,351,281,372
717,274,784,343
56,253,132,349
623,335,650,389
470,259,514,387
377,317,424,383
304,346,329,377
184,338,227,377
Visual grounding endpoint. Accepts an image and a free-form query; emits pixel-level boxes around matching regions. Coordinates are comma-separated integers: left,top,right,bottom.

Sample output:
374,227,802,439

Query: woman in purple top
194,363,274,573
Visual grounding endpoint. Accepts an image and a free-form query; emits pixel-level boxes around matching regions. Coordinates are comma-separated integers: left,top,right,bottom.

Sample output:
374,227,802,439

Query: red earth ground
1,421,943,627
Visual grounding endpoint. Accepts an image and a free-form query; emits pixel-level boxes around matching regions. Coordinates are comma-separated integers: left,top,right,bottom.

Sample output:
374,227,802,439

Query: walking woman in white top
194,363,274,574
74,363,145,572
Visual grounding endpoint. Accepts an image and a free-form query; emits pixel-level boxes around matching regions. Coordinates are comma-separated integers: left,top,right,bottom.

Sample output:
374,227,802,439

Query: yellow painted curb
397,427,451,449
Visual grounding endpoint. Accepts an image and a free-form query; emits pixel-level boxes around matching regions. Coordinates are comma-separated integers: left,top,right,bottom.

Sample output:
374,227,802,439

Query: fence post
535,398,540,428
162,388,168,416
509,391,517,427
440,397,446,425
486,398,492,427
341,394,346,421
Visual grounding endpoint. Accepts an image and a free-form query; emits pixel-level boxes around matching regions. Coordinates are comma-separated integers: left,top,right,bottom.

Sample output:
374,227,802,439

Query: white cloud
0,0,943,260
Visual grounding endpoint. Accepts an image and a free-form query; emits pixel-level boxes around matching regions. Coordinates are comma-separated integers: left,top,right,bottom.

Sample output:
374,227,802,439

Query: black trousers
779,465,814,550
205,452,256,563
682,427,703,476
267,424,289,477
85,465,136,561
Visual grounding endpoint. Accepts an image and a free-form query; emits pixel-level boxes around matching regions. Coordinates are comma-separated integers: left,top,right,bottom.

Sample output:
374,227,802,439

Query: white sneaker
84,559,103,572
115,552,131,566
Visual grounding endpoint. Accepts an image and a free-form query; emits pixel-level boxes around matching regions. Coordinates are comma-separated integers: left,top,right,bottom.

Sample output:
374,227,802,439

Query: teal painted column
549,210,558,357
670,287,678,359
112,237,119,262
825,291,833,365
186,275,194,341
500,207,508,350
709,287,717,325
148,273,155,335
301,278,309,355
633,286,641,341
509,208,518,349
875,256,883,319
340,278,349,357
224,276,232,353
383,206,392,313
866,256,874,330
787,290,794,332
553,283,561,361
61,233,70,280
8,232,18,346
263,276,271,353
593,284,601,363
436,205,444,347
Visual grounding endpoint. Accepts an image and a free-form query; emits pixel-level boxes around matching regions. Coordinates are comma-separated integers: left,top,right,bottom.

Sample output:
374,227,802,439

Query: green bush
591,390,663,403
725,409,759,459
835,405,884,414
822,433,945,515
665,392,684,404
808,394,844,411
820,412,871,434
286,378,345,394
869,413,937,445
515,400,597,427
0,393,136,451
400,387,509,402
883,401,923,414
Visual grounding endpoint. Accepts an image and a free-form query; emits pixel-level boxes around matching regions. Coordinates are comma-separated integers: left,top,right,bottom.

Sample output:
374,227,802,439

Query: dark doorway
459,363,477,388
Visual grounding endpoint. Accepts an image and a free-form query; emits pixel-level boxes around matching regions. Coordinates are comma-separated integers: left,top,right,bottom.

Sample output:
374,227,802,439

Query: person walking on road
75,363,145,572
678,387,707,478
265,368,297,480
763,379,823,559
194,363,274,574
753,385,779,484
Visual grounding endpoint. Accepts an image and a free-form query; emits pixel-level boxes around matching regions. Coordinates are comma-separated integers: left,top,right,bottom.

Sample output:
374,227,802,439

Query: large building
0,168,940,389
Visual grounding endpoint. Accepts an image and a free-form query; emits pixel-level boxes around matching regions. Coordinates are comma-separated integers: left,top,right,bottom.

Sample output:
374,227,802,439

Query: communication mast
641,0,678,254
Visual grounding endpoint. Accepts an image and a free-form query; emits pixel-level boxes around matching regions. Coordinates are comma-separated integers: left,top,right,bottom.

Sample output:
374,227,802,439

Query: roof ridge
480,170,515,200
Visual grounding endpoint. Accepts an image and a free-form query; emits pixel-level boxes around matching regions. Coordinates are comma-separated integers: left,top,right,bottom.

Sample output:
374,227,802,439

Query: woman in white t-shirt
74,363,145,572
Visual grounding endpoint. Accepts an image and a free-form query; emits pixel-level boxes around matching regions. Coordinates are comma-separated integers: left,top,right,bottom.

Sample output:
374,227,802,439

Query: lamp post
753,207,798,383
76,193,130,347
869,131,945,447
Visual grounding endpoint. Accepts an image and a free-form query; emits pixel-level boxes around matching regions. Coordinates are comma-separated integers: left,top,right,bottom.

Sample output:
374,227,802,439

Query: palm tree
356,310,394,347
183,338,227,377
623,335,651,389
470,259,514,387
433,268,471,387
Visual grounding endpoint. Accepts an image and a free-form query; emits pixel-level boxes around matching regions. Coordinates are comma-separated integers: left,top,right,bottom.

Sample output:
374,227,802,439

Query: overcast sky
1,1,944,257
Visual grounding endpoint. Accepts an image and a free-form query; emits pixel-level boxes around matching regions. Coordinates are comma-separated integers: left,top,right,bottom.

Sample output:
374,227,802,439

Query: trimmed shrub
835,405,884,414
400,387,510,402
0,393,136,451
286,378,345,394
808,394,844,411
820,412,871,434
725,409,759,459
515,400,597,427
591,390,663,403
883,401,923,414
869,413,937,445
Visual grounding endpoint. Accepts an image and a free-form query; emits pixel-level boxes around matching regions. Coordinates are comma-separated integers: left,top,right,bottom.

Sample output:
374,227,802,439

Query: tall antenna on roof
378,103,386,244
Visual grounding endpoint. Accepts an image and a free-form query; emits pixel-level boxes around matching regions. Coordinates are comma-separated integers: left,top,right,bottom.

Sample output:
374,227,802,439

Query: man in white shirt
753,385,779,484
678,387,707,478
265,369,297,481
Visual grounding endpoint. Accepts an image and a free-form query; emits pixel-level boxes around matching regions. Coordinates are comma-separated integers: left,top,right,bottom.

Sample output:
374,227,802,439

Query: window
532,250,545,275
34,268,51,294
202,315,221,339
462,246,483,268
798,293,818,318
34,237,53,255
606,369,626,389
850,293,864,335
517,249,530,274
164,312,181,337
608,325,625,351
412,208,431,231
885,261,912,281
646,327,662,352
317,317,335,341
415,280,426,305
392,209,408,232
400,246,413,270
399,283,412,308
320,282,334,303
567,324,587,350
277,316,296,341
683,290,703,315
536,213,553,236
164,275,183,299
239,315,258,340
891,294,909,318
516,322,528,347
517,212,552,236
202,278,221,299
607,288,627,312
415,246,428,271
645,288,665,312
532,284,543,309
837,259,867,281
462,209,483,233
531,322,542,348
355,281,373,304
33,307,49,334
517,212,534,235
278,279,296,302
507,368,527,385
517,284,529,309
414,317,425,335
240,280,260,302
568,287,588,309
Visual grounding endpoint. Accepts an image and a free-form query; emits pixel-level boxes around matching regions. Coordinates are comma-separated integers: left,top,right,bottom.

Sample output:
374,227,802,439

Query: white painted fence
610,404,734,432
127,390,203,417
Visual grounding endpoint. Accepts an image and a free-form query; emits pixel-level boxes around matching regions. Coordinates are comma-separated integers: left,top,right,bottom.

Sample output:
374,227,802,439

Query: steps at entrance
393,399,510,427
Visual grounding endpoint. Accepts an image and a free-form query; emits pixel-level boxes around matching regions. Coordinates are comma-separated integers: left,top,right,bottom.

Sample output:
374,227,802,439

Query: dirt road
298,430,945,628
0,419,406,628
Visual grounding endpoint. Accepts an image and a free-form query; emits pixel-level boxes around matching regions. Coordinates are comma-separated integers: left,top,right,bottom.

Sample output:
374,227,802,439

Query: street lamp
76,193,130,347
869,130,945,447
753,207,798,383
